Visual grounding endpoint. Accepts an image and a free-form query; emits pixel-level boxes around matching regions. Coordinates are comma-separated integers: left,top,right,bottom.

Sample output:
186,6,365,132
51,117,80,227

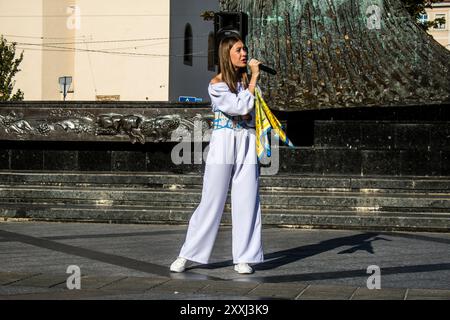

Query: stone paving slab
51,275,127,290
100,276,169,292
152,279,211,294
0,288,126,300
197,280,259,296
247,282,308,299
406,288,450,300
0,285,66,297
0,272,40,286
296,284,357,300
351,287,407,300
9,274,68,288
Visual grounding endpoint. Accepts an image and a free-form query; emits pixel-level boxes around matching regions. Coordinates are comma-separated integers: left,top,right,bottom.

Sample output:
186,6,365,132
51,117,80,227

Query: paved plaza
0,221,449,300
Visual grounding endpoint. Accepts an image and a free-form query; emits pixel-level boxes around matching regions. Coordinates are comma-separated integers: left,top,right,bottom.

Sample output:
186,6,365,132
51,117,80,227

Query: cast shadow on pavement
187,232,391,272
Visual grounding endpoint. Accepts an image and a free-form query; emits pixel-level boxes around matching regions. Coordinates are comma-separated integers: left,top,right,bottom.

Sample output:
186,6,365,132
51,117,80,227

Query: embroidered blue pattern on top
212,111,255,130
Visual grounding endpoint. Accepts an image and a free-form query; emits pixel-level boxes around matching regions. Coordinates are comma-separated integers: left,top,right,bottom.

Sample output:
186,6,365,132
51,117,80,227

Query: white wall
41,0,75,100
169,0,219,102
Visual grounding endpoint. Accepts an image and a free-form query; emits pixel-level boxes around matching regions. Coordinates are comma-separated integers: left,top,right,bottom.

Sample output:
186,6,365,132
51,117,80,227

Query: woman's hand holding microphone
247,58,261,96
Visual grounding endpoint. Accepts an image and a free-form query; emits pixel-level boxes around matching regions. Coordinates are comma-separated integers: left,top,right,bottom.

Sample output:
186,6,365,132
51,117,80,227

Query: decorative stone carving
0,107,214,143
96,113,212,144
0,111,34,135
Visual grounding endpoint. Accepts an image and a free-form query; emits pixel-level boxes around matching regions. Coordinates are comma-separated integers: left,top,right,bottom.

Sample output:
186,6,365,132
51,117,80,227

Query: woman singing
170,35,264,274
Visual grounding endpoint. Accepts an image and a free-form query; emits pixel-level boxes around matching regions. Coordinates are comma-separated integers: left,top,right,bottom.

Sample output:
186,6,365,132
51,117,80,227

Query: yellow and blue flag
255,88,295,160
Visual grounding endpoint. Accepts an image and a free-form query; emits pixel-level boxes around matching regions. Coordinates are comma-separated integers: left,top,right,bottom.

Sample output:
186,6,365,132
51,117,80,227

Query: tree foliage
0,35,24,101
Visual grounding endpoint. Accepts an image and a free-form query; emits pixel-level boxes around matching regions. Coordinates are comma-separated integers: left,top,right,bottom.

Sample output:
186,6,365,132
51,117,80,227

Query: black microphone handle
259,64,277,75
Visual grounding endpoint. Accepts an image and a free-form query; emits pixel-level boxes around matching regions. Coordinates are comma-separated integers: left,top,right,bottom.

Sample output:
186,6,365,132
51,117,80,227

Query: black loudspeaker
213,12,248,65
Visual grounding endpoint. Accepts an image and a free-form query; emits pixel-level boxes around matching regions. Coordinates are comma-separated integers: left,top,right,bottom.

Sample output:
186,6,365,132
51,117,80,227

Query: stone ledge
0,105,213,144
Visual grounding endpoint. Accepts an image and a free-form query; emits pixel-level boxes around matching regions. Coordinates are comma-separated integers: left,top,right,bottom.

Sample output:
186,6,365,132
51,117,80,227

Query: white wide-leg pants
179,127,264,264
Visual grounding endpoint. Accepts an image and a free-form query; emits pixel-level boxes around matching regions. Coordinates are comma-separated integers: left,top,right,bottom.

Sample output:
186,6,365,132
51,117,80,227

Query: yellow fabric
255,88,295,160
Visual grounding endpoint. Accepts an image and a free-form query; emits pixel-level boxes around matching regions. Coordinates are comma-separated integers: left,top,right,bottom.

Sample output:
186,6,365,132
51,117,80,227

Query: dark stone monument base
0,140,205,174
1,140,447,177
0,102,447,176
1,103,449,231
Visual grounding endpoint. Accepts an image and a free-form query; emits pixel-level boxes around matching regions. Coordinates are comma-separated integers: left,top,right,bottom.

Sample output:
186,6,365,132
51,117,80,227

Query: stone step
2,201,450,217
0,183,447,194
1,186,449,209
0,172,449,192
1,204,449,232
1,171,448,231
2,197,450,214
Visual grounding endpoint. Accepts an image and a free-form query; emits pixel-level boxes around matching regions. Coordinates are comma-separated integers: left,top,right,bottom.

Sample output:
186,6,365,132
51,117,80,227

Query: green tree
402,0,447,30
0,35,24,101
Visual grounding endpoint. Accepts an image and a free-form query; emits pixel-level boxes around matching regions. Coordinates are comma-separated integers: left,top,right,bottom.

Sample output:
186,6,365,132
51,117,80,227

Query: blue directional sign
178,96,203,103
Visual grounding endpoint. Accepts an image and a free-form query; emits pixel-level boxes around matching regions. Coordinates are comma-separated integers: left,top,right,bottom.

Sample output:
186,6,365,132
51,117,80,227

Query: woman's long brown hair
218,35,249,94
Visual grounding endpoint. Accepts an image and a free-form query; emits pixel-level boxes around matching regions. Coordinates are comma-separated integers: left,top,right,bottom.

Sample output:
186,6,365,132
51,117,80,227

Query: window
434,13,446,30
207,32,215,71
184,24,193,66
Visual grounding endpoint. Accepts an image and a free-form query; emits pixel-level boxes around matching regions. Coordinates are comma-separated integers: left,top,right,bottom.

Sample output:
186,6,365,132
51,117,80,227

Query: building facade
425,0,450,50
169,0,218,103
0,0,218,101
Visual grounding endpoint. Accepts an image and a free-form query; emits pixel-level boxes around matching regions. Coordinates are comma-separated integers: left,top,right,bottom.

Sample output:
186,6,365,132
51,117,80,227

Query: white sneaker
234,263,254,274
170,257,188,272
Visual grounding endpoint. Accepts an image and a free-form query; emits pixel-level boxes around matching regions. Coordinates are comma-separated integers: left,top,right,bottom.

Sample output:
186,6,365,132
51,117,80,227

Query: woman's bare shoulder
210,74,223,85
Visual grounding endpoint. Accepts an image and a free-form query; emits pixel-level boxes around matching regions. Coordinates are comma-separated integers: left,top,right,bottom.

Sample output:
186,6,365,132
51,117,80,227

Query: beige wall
0,0,44,100
73,0,170,101
42,0,75,100
426,6,450,50
0,0,170,100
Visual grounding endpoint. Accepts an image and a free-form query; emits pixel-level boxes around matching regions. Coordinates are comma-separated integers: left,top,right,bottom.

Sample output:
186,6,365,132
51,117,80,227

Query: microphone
259,64,277,75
